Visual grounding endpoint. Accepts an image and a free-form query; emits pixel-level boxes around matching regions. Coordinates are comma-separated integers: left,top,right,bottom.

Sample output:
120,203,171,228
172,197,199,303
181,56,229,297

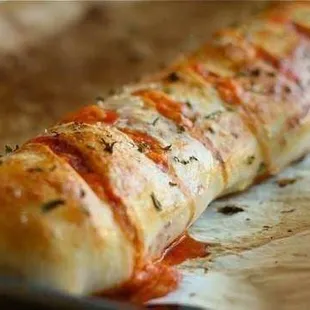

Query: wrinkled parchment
150,156,310,310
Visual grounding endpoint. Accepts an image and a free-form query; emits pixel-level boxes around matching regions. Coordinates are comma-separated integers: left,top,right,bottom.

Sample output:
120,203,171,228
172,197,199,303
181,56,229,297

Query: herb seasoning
5,145,19,154
167,72,180,82
246,155,255,165
258,162,266,174
205,111,222,120
95,96,105,104
207,127,215,134
41,199,65,213
189,156,198,161
137,142,148,153
5,145,13,153
161,144,172,151
86,144,96,150
101,139,117,154
176,125,185,133
80,189,86,198
174,156,198,165
108,89,117,96
250,68,260,77
185,101,192,109
27,167,44,173
267,71,276,77
284,85,291,94
49,165,57,172
152,117,160,126
151,193,162,211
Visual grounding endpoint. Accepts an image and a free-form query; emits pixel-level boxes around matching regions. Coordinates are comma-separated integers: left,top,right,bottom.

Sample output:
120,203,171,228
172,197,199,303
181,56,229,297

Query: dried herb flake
41,199,65,213
167,72,180,82
284,85,291,94
80,189,86,198
190,156,198,161
49,165,57,172
5,144,19,154
205,110,222,120
27,167,44,173
86,144,96,150
173,155,198,165
267,71,276,77
185,101,192,109
101,139,117,154
250,68,260,77
207,127,215,134
176,125,185,133
258,162,266,174
152,117,160,126
246,155,255,165
137,142,148,153
151,193,162,211
161,144,172,151
108,89,117,96
5,145,13,153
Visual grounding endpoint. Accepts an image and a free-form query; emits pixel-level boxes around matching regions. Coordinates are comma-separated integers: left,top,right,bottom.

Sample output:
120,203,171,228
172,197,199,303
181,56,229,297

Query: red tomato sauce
216,79,242,105
32,138,209,304
192,63,242,105
191,63,219,84
161,233,209,266
294,22,310,39
133,90,193,128
264,10,290,25
101,233,209,304
103,262,181,304
255,45,300,82
120,128,169,172
60,105,119,125
32,136,91,173
30,135,141,253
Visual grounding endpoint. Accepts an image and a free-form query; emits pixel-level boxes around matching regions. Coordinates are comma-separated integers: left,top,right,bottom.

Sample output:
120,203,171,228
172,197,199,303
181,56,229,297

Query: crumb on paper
217,204,244,215
281,209,295,214
276,177,299,188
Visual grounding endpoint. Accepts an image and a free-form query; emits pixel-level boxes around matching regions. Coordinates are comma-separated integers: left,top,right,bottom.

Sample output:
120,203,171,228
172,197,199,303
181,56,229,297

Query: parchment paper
150,155,310,310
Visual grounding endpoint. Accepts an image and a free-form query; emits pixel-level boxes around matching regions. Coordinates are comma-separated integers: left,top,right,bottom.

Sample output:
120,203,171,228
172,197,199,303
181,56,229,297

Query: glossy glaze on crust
0,2,310,297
